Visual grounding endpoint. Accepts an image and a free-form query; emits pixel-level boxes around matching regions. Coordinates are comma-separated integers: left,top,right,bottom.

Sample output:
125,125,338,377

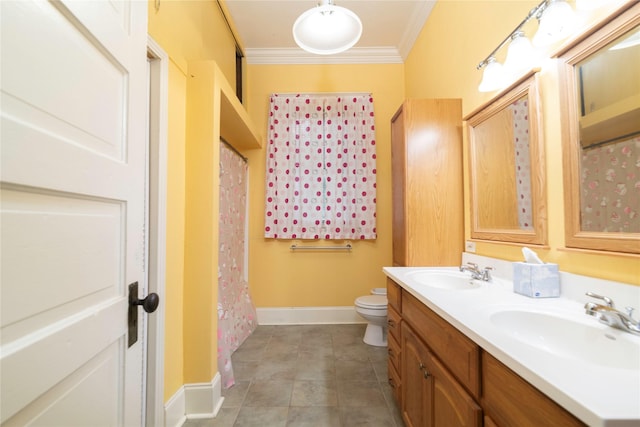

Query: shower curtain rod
221,137,248,163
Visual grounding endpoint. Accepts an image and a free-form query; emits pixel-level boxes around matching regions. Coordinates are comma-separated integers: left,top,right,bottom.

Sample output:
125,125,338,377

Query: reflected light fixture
293,0,362,55
610,28,640,51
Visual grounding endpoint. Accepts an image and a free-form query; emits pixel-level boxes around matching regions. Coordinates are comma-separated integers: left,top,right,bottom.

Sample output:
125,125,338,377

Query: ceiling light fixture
293,0,362,55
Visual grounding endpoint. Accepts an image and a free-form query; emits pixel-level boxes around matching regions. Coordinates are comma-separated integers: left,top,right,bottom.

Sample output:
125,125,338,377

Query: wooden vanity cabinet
387,278,587,427
390,99,464,267
482,353,586,427
402,291,480,399
398,288,481,427
387,279,402,403
402,322,482,427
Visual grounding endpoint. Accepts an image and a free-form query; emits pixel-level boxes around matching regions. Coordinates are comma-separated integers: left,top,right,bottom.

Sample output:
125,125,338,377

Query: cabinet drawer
387,278,401,312
387,304,402,343
387,359,401,405
482,352,586,427
388,333,401,373
402,290,480,399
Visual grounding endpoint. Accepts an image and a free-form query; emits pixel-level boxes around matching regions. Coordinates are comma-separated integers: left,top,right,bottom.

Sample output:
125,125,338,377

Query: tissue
522,247,544,264
513,248,560,298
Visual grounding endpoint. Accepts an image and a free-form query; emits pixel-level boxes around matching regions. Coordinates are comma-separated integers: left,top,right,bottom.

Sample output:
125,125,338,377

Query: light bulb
532,0,576,47
504,31,539,79
478,58,506,92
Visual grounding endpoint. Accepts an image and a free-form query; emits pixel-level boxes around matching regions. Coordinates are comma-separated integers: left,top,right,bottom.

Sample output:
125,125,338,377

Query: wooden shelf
188,61,261,151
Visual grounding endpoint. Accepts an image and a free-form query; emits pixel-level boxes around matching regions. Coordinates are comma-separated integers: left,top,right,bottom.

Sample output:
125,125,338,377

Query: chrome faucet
459,262,493,281
584,292,640,336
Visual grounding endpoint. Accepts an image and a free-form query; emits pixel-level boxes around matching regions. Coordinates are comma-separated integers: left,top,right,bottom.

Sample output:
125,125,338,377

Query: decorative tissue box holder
513,262,560,298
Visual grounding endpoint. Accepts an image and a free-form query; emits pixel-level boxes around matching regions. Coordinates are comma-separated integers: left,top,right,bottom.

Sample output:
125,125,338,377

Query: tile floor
182,324,405,427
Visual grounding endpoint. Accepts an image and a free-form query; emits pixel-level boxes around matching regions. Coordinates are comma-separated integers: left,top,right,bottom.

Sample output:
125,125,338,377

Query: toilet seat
355,295,387,309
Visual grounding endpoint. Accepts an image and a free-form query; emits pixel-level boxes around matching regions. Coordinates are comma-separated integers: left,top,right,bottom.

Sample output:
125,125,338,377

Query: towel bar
290,243,352,251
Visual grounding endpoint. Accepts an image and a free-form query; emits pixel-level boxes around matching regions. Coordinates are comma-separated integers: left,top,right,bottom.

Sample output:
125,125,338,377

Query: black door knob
128,282,159,347
133,293,160,313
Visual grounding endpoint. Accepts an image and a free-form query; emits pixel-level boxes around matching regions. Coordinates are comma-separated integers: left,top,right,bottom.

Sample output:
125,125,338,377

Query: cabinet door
401,323,431,427
402,323,482,427
428,351,482,427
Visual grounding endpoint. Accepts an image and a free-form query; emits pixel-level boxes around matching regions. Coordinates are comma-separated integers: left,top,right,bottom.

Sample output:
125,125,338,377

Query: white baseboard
164,386,185,427
164,373,223,427
256,306,365,325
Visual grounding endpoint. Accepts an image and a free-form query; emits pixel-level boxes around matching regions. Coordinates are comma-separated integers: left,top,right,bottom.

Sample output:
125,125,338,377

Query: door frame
145,36,168,427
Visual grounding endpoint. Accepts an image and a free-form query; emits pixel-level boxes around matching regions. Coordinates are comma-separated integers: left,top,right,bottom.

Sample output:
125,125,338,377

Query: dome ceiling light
293,0,363,55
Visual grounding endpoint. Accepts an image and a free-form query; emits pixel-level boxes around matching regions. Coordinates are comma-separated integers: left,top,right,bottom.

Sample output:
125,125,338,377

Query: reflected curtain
511,98,533,229
218,142,257,389
579,135,639,232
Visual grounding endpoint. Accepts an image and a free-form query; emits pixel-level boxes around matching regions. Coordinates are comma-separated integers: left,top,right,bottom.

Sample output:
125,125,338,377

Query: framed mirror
558,4,639,254
465,72,547,245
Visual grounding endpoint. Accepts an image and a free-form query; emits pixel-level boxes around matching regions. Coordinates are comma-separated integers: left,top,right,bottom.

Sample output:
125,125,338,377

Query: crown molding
398,1,437,60
244,47,404,65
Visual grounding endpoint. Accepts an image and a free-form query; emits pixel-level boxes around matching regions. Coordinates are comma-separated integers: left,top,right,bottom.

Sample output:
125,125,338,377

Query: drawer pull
419,362,425,371
424,370,431,379
388,348,394,356
387,319,396,327
388,378,397,388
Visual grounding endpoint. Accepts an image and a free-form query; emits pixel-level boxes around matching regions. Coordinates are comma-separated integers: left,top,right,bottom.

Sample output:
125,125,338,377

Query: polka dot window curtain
265,93,377,240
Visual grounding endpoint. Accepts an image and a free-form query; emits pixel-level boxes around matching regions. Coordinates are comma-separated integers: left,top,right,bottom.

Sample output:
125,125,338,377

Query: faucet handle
625,307,636,319
482,266,493,281
585,292,615,308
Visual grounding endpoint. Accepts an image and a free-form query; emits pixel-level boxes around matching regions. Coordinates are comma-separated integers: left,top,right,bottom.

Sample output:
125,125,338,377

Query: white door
1,1,149,425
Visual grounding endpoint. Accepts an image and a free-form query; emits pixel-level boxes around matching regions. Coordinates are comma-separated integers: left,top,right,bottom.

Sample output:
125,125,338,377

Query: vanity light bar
476,0,549,70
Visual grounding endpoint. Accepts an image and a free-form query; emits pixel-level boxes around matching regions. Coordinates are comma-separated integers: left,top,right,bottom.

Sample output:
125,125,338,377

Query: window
264,93,377,240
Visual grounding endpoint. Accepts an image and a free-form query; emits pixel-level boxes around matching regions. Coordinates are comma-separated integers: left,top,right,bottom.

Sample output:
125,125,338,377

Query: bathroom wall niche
465,72,547,245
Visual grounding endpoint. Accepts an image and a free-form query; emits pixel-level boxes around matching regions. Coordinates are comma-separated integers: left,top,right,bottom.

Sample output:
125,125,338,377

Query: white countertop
383,260,640,427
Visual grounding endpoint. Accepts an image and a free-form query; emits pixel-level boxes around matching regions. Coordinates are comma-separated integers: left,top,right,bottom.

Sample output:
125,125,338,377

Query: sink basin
490,309,640,370
406,270,481,291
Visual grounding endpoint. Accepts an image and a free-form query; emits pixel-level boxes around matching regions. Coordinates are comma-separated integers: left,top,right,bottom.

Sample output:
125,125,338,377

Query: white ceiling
224,0,436,64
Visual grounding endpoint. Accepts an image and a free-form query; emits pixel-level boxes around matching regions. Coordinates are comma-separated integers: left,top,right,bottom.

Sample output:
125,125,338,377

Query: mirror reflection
473,94,532,230
559,6,639,254
466,73,547,245
575,26,640,234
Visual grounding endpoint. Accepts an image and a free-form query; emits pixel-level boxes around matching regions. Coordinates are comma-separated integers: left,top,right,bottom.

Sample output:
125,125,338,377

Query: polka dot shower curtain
218,142,257,389
264,93,377,240
510,98,533,230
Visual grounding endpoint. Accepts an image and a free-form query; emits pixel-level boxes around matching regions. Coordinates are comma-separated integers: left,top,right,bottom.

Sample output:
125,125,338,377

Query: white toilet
354,288,388,347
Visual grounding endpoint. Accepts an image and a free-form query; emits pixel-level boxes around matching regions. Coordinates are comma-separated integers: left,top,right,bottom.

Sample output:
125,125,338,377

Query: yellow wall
404,0,639,285
151,0,639,407
148,0,238,401
147,0,236,82
245,64,404,306
163,60,187,400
